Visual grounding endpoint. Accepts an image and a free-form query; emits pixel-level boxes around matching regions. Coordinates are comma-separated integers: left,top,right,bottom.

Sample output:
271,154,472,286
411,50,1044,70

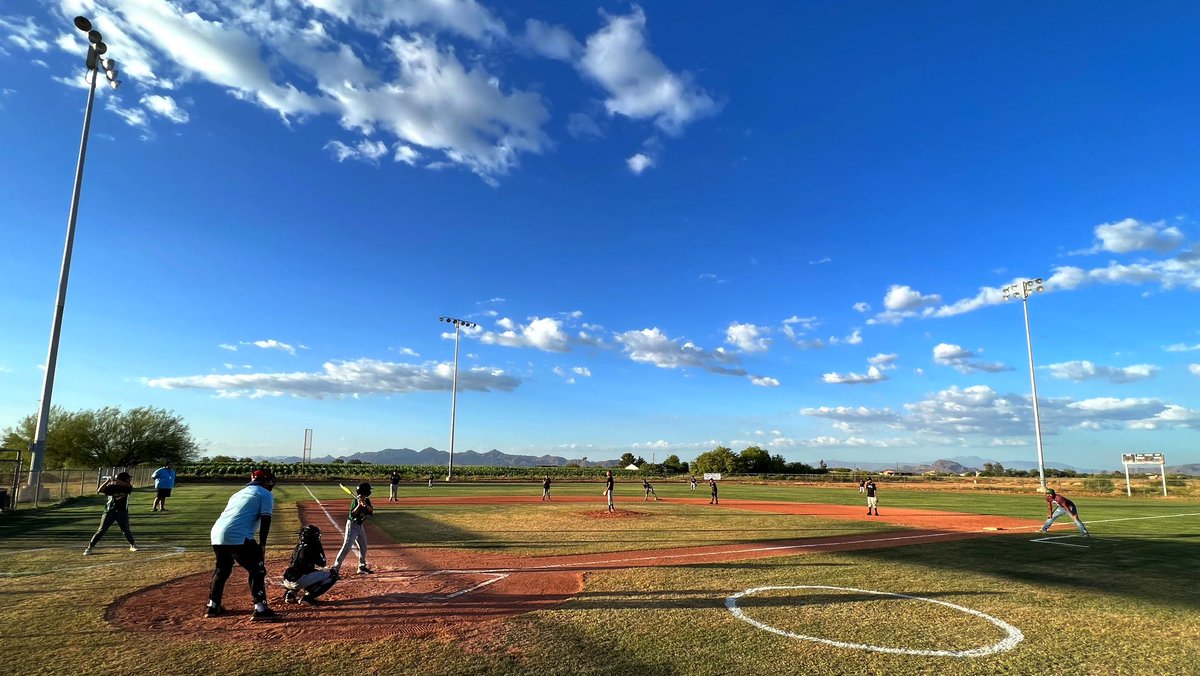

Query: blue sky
2,1,1199,469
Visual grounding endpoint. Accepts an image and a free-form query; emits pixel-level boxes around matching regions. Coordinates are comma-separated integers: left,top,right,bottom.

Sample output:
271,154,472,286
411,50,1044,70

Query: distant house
624,464,641,471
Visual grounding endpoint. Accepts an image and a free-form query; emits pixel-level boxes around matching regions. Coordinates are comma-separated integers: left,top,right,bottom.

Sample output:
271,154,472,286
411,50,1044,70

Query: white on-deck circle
725,585,1024,657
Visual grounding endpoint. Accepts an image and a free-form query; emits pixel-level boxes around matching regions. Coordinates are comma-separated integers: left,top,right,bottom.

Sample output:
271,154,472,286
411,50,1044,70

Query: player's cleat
298,595,321,606
284,591,299,604
204,605,226,618
357,565,374,574
251,607,281,622
129,545,139,552
83,547,93,556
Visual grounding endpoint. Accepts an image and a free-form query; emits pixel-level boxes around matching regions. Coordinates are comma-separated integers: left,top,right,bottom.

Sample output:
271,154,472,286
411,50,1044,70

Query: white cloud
1076,218,1185,255
809,257,831,265
141,94,189,123
867,353,898,369
698,272,726,284
325,139,389,163
626,152,654,174
478,316,571,352
578,6,716,135
521,19,580,61
822,365,887,385
572,366,592,377
241,339,298,355
106,96,149,129
398,347,419,357
615,327,746,376
726,322,771,353
1043,360,1159,383
1166,343,1200,352
853,302,870,313
300,0,507,40
868,285,942,324
147,357,519,398
750,376,780,387
0,15,51,52
1189,364,1200,377
394,144,421,165
932,343,1010,374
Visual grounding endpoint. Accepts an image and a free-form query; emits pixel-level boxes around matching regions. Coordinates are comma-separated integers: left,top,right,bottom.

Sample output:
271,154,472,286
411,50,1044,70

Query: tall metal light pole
1002,278,1047,492
438,316,477,481
27,17,122,486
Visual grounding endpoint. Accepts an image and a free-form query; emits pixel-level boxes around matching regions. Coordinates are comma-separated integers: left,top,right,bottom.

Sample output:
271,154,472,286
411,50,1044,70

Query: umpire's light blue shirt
152,466,175,489
211,484,273,545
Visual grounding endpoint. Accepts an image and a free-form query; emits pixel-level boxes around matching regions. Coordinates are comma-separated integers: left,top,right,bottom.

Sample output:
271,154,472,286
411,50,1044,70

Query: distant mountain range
267,447,621,468
230,448,1198,475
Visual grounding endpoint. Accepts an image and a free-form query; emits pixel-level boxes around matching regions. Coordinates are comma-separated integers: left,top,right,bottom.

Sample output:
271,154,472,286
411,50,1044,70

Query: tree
692,446,739,474
619,452,637,467
5,406,196,468
210,455,237,463
661,454,687,473
739,446,772,473
3,406,95,468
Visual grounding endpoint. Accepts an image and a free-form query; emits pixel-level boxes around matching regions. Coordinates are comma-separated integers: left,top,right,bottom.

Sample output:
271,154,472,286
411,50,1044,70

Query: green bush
1083,477,1115,493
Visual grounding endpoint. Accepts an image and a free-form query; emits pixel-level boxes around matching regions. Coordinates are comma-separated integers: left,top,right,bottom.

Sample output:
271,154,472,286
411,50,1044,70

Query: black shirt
865,482,877,497
101,483,132,512
389,473,400,486
606,475,614,491
543,478,550,489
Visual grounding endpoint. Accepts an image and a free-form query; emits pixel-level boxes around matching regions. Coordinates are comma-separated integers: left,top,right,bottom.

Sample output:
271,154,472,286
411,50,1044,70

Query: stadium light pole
1002,278,1047,492
438,316,477,481
27,16,122,486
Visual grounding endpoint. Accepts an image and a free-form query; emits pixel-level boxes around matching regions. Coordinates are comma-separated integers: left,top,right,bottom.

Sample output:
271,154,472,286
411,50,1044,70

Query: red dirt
105,496,1041,643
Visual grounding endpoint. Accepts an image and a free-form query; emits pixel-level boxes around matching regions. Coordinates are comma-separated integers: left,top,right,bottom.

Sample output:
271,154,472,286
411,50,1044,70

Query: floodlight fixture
1002,277,1048,491
27,14,124,487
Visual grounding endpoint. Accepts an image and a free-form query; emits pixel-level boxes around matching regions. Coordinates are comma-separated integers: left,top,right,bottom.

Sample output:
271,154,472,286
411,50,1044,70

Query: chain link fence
0,462,154,511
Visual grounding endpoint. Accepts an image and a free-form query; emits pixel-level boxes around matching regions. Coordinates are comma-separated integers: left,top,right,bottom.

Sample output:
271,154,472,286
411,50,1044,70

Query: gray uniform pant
333,520,367,569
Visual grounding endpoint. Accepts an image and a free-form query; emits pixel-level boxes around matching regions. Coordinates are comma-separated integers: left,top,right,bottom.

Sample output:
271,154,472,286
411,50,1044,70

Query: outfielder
332,482,374,574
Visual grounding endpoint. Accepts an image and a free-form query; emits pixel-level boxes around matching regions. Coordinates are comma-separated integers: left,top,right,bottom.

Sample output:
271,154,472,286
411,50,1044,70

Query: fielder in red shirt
1040,488,1089,536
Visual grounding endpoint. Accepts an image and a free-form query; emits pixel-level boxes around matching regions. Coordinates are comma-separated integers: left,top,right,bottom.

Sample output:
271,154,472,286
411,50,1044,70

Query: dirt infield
105,497,1040,643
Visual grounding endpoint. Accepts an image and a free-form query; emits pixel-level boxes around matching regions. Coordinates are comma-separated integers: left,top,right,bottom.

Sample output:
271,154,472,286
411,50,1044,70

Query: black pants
209,540,267,607
89,510,135,548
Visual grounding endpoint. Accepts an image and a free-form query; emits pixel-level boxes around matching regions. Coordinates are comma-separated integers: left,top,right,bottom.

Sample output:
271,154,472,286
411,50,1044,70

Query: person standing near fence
151,463,175,512
84,472,138,555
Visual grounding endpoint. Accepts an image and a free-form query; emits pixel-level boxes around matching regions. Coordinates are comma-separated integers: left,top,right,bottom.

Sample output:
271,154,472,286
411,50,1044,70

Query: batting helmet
356,482,372,496
1045,488,1056,495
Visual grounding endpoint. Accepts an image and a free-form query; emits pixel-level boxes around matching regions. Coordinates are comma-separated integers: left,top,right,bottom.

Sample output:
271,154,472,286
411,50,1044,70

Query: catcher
282,525,338,605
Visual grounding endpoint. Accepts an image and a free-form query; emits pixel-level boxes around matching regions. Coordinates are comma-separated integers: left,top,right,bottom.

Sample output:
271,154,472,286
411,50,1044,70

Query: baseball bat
338,483,355,497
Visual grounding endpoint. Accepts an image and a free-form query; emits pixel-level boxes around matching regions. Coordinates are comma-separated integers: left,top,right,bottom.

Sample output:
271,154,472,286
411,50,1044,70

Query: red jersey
1047,493,1076,511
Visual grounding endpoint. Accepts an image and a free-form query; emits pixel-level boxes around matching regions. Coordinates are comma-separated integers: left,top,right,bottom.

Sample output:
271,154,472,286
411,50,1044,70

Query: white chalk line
301,483,343,531
1030,535,1089,548
0,544,187,577
1081,511,1200,526
726,585,1024,658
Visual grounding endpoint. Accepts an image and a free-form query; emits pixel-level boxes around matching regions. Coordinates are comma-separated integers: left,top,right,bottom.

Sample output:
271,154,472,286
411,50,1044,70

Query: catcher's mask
298,524,322,543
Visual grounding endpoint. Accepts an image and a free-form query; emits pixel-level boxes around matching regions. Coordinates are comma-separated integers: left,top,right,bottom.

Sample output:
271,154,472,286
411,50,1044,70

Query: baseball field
0,480,1197,675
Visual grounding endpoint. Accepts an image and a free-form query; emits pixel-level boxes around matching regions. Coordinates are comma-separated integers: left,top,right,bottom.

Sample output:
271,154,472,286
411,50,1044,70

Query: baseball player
388,470,401,501
604,470,615,513
207,469,278,621
642,478,660,501
1040,488,1089,536
542,476,552,501
708,478,719,505
865,478,879,515
282,525,338,605
332,482,374,574
84,471,138,555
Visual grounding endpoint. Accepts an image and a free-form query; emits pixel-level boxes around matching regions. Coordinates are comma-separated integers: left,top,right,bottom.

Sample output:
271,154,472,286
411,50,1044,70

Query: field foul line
1082,512,1200,526
1030,535,1088,548
438,572,509,599
302,483,343,531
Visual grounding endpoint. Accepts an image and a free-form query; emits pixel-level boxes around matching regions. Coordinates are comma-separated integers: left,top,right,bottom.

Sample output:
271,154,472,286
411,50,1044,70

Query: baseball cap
116,471,132,481
251,469,276,485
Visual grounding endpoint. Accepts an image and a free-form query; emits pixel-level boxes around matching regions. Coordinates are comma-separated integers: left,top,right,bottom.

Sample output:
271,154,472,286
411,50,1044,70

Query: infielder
865,478,879,516
1040,488,1089,536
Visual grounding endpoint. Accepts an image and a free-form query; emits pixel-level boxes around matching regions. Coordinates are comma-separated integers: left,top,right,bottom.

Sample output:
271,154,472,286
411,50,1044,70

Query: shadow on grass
828,533,1200,611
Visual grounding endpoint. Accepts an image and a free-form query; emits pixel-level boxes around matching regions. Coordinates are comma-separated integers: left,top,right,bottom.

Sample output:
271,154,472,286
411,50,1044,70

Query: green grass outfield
0,481,1197,675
